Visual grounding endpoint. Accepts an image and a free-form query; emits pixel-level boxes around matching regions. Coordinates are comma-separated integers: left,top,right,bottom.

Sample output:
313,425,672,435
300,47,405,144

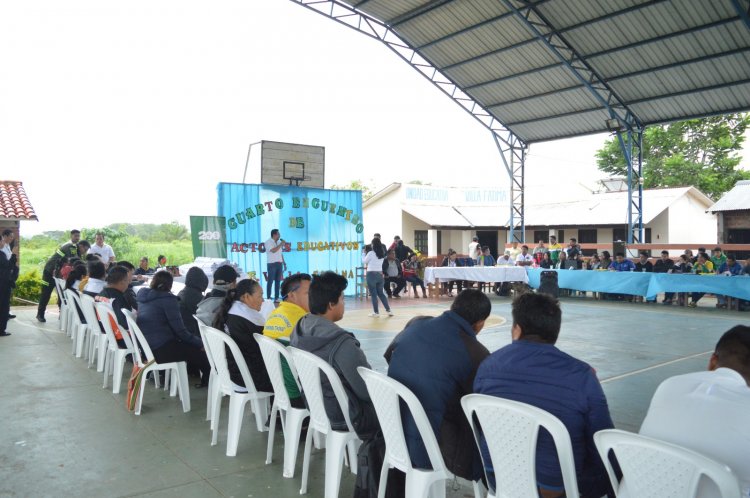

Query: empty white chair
121,309,190,415
461,394,580,498
79,294,108,371
358,367,454,498
289,347,360,498
255,334,310,478
594,429,742,498
96,302,135,394
64,289,88,358
193,316,218,423
203,325,273,457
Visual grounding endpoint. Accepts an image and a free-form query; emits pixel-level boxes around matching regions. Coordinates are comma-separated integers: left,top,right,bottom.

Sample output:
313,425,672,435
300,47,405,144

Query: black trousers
384,276,406,297
37,270,56,317
152,339,211,385
0,283,11,333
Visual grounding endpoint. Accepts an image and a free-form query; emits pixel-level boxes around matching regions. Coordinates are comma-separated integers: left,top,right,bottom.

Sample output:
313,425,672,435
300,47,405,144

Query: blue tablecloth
526,269,750,300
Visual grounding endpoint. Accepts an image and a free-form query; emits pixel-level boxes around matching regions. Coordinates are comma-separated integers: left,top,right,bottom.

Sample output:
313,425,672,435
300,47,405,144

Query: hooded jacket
224,301,272,392
178,267,209,337
291,314,374,433
386,310,489,481
195,287,228,327
136,288,202,351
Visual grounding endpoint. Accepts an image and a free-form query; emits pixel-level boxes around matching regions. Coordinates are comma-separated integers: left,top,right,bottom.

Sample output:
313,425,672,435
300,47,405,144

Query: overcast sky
2,0,748,236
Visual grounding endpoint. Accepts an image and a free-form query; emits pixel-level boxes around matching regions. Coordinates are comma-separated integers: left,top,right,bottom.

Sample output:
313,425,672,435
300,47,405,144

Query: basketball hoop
283,161,310,186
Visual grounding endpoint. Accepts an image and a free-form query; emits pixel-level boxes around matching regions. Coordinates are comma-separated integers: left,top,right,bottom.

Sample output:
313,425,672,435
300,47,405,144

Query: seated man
441,249,464,296
263,273,311,408
653,250,676,304
387,289,491,482
715,253,743,309
134,256,153,277
382,249,406,298
515,244,534,267
688,253,714,307
195,265,238,326
477,246,495,267
474,293,614,498
290,271,377,438
608,252,635,272
640,325,750,496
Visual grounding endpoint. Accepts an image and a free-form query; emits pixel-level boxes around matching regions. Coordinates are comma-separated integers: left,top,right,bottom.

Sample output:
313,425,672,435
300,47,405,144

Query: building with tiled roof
0,181,38,221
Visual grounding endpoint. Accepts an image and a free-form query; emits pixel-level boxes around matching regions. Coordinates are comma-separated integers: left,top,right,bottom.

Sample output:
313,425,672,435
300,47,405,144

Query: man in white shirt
468,236,480,264
88,232,116,267
515,245,534,266
265,228,286,303
639,325,750,496
496,250,514,267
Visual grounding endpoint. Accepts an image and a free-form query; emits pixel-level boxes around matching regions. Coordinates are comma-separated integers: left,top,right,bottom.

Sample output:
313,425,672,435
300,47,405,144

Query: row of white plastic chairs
52,279,743,497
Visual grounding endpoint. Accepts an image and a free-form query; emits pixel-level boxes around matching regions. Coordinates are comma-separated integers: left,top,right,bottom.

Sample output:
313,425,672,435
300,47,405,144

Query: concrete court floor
0,294,745,497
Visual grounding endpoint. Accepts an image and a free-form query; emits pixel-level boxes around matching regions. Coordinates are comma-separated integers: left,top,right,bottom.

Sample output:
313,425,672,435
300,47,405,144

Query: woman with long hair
212,279,272,391
362,237,392,317
136,271,211,387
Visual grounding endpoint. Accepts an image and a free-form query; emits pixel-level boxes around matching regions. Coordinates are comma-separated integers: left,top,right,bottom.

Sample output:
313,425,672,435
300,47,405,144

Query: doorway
477,231,499,259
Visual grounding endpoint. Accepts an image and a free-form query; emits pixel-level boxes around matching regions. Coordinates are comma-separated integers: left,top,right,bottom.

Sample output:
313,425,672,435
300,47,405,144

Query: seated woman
82,260,107,297
136,271,210,387
65,263,88,323
212,279,272,392
539,252,553,269
402,254,427,298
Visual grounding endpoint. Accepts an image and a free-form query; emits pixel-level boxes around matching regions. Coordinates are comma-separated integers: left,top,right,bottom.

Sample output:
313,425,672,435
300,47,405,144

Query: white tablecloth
423,266,529,285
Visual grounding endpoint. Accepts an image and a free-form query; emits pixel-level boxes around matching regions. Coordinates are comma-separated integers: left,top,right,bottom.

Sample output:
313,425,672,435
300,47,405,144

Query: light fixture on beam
605,118,623,132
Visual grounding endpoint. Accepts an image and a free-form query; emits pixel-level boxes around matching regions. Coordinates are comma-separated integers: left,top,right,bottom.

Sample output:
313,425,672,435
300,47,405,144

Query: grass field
19,240,194,275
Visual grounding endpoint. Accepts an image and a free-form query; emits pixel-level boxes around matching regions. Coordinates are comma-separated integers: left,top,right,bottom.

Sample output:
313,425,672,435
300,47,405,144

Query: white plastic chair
203,325,273,457
594,429,742,498
80,294,108,371
64,289,89,358
121,309,190,416
96,302,135,394
460,394,580,498
289,347,361,498
256,334,310,478
193,316,218,423
54,277,71,334
358,367,454,498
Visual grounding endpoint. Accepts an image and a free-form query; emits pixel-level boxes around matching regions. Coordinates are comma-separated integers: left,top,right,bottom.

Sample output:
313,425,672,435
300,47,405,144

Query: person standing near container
265,229,286,304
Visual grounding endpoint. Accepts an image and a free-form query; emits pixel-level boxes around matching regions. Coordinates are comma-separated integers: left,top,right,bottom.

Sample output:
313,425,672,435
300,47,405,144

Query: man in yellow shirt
689,253,714,308
263,273,311,408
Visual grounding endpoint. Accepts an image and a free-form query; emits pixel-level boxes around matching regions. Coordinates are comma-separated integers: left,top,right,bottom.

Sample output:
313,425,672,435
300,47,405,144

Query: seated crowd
39,230,750,497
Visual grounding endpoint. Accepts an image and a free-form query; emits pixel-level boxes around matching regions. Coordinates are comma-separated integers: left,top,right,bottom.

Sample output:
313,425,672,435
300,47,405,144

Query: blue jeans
366,272,390,314
267,262,283,300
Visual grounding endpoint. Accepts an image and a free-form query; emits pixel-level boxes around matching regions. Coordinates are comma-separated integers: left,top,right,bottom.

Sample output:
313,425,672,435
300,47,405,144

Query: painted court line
600,350,713,384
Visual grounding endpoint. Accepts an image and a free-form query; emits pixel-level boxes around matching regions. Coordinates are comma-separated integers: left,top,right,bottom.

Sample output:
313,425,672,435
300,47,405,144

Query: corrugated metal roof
402,205,473,227
334,0,750,143
709,180,750,212
0,181,38,221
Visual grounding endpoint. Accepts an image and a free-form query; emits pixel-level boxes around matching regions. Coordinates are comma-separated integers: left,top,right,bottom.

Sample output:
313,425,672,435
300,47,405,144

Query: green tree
330,179,375,201
595,114,750,199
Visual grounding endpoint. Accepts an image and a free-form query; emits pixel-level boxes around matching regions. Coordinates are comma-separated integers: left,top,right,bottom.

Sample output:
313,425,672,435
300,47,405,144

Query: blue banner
218,183,364,296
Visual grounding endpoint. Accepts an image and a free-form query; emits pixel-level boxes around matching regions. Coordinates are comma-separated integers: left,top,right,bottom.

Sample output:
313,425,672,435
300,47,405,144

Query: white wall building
363,183,717,257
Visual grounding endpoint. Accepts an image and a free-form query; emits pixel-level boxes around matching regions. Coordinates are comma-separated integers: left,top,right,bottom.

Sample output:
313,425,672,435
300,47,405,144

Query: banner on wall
217,183,364,296
190,216,228,259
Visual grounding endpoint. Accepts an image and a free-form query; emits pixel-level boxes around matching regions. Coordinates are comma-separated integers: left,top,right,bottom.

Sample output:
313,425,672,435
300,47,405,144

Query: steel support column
493,133,526,243
616,128,644,244
288,0,528,241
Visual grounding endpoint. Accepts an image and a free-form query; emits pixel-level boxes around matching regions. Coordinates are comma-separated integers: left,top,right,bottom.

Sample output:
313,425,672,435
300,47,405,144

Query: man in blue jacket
386,289,491,482
474,293,614,498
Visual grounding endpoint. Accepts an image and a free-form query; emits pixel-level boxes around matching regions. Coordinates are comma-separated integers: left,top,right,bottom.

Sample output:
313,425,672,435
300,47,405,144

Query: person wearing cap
195,264,238,327
263,273,312,407
496,250,514,267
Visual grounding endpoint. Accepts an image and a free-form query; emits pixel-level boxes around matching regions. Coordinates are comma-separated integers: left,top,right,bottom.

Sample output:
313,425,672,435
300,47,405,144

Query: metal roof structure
289,0,750,242
709,179,750,212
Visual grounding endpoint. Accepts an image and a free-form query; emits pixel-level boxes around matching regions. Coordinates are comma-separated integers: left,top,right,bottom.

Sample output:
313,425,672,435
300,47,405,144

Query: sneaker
36,315,46,323
368,312,379,317
0,332,11,337
386,310,394,317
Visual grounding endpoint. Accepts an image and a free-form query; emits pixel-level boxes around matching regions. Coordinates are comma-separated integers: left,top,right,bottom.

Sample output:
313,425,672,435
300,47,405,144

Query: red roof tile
0,181,38,221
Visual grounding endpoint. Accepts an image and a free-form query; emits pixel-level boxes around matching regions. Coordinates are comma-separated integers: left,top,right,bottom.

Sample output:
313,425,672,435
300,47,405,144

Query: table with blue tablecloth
526,268,750,301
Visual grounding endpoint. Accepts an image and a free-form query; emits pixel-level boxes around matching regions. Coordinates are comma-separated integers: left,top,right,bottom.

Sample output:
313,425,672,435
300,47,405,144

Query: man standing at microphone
265,229,287,304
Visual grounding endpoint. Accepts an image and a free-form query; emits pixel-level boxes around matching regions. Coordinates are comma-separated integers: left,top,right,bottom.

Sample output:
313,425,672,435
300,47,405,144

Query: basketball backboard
260,141,324,188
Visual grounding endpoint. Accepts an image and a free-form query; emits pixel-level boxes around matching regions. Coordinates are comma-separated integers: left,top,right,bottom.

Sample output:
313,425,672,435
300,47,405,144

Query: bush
12,269,45,305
